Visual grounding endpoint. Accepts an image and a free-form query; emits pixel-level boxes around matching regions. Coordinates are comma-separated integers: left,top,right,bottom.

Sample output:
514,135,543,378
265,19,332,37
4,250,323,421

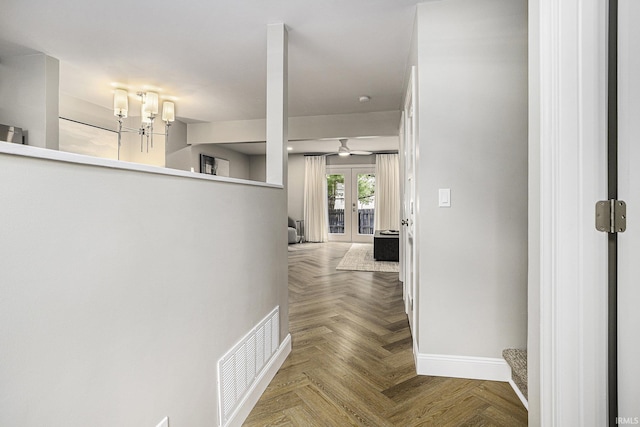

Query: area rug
336,243,399,272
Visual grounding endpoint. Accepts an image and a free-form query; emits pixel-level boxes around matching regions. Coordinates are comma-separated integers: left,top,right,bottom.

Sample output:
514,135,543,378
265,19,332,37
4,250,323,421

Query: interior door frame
530,0,608,424
401,66,417,336
615,0,638,420
607,0,619,423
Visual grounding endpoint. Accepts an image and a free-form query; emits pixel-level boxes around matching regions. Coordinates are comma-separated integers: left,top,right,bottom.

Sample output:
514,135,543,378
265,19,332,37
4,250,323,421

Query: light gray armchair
288,217,298,244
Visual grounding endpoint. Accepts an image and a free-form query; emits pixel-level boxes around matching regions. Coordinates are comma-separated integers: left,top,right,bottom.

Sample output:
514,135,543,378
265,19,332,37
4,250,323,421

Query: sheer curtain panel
374,153,400,231
304,156,329,242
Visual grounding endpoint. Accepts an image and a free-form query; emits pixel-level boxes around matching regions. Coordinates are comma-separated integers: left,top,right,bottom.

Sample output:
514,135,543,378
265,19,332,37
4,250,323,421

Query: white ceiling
0,0,422,125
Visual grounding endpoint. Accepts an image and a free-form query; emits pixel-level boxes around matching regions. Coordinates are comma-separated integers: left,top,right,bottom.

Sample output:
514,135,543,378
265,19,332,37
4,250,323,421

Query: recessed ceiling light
359,95,371,103
287,146,293,151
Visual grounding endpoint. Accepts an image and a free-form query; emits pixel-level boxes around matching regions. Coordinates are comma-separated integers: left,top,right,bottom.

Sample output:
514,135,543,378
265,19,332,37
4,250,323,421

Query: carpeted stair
503,348,528,401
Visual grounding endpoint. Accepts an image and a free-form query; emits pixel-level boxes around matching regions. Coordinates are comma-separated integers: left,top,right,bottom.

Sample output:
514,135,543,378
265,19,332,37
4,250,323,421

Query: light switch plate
439,188,451,207
156,416,169,427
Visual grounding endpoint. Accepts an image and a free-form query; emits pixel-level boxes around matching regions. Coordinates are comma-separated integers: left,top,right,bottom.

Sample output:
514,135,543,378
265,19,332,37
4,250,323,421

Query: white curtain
374,153,400,231
304,156,329,242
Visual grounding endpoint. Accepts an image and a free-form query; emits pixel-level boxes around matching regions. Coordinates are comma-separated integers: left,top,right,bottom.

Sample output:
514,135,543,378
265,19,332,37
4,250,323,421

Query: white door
617,1,640,415
399,113,406,285
402,67,417,334
327,166,375,243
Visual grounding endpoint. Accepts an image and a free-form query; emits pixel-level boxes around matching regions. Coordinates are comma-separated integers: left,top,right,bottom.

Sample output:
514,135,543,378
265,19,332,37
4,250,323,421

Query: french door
327,166,375,243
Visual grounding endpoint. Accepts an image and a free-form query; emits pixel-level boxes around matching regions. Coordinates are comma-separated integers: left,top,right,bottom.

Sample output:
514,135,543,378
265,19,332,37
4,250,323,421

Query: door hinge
596,200,626,233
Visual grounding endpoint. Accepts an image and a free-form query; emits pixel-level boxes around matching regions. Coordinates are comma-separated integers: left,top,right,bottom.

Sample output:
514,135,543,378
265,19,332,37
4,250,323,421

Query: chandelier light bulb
141,103,152,124
162,101,175,122
145,91,159,115
113,89,129,118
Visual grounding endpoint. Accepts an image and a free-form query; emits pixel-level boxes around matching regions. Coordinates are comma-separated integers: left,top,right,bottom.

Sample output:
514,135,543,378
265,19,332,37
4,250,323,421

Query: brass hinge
596,200,627,233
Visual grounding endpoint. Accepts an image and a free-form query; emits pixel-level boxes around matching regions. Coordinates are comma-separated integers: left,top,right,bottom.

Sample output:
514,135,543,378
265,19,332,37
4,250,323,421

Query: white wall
326,154,376,166
166,144,252,180
0,150,288,427
188,111,401,144
413,0,528,358
166,119,188,155
249,155,267,182
0,53,59,149
60,95,117,131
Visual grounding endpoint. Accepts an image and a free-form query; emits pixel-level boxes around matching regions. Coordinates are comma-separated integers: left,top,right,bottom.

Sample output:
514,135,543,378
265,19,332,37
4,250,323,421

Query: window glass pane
357,173,375,235
327,174,345,234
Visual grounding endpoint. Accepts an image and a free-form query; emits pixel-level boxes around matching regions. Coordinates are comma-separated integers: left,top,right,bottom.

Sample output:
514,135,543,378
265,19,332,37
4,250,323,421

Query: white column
266,23,288,186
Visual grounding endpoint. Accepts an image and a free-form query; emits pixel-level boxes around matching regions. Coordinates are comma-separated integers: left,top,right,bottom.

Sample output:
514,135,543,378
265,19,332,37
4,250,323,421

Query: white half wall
412,0,528,360
0,147,289,427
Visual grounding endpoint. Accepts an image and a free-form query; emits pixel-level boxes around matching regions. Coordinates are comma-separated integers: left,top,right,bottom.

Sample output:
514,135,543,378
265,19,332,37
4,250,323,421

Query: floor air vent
218,306,280,426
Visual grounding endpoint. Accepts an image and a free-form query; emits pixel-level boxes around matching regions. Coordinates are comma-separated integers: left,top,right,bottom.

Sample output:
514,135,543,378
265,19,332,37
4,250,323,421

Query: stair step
503,348,527,400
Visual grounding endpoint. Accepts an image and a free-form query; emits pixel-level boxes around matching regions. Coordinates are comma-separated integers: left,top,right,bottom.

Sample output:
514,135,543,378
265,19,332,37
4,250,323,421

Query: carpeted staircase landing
503,348,528,403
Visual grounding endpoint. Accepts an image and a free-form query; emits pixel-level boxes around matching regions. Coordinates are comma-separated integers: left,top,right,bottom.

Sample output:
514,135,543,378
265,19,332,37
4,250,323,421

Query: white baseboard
415,352,511,382
225,334,292,427
508,378,529,411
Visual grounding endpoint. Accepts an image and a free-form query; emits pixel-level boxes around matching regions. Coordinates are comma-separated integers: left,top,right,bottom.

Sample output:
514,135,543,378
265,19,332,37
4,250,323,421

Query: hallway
244,243,527,426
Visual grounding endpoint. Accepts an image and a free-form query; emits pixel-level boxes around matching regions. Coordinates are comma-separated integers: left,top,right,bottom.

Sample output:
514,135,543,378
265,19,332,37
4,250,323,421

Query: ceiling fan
328,138,372,157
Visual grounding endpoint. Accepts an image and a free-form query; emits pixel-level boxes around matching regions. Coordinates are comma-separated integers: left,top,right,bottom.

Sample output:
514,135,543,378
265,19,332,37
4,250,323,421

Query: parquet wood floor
244,242,527,427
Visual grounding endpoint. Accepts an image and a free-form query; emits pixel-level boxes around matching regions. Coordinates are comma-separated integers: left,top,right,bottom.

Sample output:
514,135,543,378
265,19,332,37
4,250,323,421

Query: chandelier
113,89,175,159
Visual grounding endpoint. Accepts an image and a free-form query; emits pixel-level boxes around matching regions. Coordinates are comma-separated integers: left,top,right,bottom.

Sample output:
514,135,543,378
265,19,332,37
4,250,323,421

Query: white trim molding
415,353,511,382
532,0,608,425
0,141,282,189
224,334,291,427
509,378,529,411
